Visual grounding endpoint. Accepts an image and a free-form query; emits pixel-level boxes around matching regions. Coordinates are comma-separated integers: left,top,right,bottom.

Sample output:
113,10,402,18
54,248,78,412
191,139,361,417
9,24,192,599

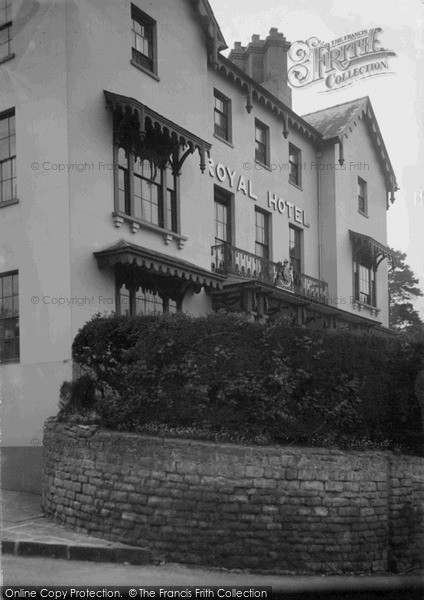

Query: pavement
1,489,150,564
2,489,424,595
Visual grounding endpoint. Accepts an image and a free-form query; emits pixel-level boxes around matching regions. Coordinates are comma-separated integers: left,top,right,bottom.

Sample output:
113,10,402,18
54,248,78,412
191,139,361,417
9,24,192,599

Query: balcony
211,243,328,303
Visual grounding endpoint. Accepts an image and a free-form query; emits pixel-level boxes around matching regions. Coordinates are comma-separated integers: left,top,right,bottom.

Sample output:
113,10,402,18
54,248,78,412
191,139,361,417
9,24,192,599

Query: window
133,158,162,226
354,260,376,306
358,177,367,214
214,187,232,244
117,147,130,214
214,90,231,142
0,0,12,63
289,143,301,187
0,108,16,206
0,270,19,361
115,149,178,233
289,225,302,274
131,4,157,75
255,208,269,259
117,283,178,316
255,120,269,166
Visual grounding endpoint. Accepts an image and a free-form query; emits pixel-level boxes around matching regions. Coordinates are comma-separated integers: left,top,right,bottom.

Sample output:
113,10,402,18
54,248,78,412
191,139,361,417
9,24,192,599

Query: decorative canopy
94,240,225,293
349,230,396,268
104,90,211,174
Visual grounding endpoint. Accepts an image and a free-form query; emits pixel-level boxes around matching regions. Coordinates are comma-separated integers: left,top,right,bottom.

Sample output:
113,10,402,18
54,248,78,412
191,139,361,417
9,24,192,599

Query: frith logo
288,28,396,92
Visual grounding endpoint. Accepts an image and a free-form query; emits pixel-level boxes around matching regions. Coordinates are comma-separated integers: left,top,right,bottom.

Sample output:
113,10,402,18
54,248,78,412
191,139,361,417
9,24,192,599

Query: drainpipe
316,151,322,281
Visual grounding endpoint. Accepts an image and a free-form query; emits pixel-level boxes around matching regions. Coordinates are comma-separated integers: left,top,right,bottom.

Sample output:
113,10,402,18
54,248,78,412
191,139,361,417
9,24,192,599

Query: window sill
352,300,380,317
358,209,369,218
213,133,233,148
0,198,19,208
0,53,15,66
112,211,187,248
289,180,303,191
254,159,271,172
130,60,160,81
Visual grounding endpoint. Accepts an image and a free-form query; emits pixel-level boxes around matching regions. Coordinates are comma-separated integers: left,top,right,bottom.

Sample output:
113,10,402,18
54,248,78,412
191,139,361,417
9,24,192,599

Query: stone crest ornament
275,259,293,289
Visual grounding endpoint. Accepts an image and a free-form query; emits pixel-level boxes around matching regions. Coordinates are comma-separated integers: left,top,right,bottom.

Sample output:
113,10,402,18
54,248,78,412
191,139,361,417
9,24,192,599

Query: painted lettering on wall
208,158,309,228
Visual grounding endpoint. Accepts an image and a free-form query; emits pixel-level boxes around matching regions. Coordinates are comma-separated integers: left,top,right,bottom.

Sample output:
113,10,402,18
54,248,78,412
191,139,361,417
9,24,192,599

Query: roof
188,0,227,54
303,97,398,196
302,97,368,140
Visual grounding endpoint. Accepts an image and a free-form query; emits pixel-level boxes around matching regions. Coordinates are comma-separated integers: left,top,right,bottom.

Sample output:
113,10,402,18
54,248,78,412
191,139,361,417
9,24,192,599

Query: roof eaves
216,55,323,143
189,0,227,52
304,97,398,197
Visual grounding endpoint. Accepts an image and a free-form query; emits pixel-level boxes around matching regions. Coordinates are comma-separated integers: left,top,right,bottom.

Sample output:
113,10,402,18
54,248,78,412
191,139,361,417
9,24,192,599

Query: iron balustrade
211,243,328,302
292,271,328,303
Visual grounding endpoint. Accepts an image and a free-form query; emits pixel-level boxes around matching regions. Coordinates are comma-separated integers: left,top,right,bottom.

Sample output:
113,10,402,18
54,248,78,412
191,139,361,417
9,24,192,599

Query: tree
388,248,424,331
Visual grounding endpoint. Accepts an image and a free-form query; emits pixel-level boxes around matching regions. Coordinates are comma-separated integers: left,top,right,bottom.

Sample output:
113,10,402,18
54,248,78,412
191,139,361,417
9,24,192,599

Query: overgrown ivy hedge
59,313,424,453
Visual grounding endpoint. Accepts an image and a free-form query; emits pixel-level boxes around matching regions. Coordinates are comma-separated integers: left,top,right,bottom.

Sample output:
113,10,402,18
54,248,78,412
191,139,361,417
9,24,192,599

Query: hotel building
0,0,397,491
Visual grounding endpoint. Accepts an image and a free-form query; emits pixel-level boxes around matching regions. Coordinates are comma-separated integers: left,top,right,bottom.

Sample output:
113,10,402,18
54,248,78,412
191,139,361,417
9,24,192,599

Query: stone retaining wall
42,420,424,574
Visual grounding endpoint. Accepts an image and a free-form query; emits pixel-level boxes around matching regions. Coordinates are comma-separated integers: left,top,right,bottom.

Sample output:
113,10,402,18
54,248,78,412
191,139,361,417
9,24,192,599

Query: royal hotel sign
208,158,310,228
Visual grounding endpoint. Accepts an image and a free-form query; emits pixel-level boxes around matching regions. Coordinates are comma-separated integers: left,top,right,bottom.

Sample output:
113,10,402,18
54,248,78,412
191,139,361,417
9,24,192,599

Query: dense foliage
61,312,424,453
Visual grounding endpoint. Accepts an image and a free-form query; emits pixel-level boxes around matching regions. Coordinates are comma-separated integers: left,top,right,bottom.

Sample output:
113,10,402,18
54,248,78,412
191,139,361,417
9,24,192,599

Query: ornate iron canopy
349,230,396,268
94,240,225,294
104,90,211,174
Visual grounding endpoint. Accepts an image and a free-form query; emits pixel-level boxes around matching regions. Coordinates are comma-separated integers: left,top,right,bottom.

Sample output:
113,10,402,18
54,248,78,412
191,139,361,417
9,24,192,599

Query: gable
303,97,398,201
188,0,227,62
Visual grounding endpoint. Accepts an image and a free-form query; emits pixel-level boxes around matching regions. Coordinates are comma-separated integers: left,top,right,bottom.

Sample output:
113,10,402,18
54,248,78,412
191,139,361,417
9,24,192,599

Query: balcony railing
211,243,328,302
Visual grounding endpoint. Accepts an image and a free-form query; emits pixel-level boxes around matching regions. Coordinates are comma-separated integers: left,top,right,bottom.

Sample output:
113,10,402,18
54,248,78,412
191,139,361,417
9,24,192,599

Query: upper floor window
289,224,302,273
131,4,157,76
117,282,178,317
358,177,368,215
214,186,232,245
255,208,269,259
0,0,12,64
214,90,231,143
255,120,269,166
0,270,19,361
0,108,17,206
354,260,376,306
116,148,178,233
289,143,301,187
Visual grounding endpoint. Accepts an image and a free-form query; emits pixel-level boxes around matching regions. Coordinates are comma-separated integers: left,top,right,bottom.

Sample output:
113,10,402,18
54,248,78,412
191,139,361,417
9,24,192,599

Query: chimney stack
228,29,292,108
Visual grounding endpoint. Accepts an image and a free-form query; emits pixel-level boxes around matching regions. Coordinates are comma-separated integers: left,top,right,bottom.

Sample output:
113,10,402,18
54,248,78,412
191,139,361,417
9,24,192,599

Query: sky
209,0,424,318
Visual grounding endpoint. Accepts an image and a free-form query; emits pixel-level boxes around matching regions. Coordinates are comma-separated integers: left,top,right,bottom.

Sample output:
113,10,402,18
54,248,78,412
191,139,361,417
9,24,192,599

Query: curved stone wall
42,419,424,574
